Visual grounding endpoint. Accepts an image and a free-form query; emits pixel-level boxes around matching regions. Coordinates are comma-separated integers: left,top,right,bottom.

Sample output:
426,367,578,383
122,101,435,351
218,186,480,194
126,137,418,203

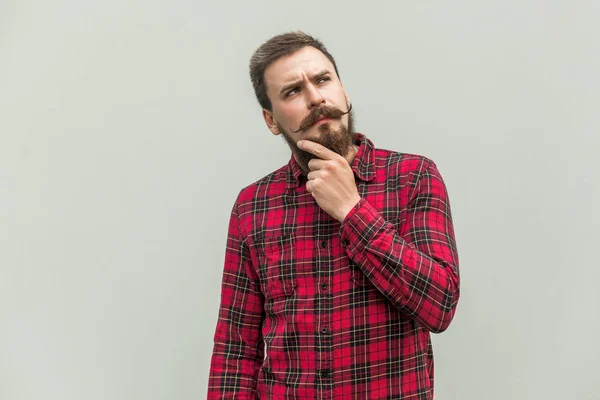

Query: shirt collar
286,133,376,189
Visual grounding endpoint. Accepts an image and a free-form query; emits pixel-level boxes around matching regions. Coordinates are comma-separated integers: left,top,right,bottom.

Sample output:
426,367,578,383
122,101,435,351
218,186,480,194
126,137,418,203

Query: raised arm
340,161,460,333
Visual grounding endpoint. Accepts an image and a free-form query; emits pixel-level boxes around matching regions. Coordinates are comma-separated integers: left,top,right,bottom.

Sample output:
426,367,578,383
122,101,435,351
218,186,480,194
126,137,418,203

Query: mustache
289,103,352,133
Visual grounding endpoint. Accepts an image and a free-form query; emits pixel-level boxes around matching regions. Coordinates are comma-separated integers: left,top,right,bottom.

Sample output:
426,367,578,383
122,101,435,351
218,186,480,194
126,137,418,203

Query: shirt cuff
339,198,387,256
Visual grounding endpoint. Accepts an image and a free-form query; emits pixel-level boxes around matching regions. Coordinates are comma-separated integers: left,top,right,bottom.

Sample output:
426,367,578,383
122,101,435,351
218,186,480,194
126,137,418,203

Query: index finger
297,140,337,160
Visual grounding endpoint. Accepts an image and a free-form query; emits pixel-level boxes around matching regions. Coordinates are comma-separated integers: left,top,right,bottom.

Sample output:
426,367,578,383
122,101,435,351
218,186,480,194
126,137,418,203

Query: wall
1,1,598,399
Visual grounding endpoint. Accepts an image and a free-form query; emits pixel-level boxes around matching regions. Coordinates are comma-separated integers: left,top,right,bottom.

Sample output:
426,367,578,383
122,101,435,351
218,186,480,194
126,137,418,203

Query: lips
313,116,331,126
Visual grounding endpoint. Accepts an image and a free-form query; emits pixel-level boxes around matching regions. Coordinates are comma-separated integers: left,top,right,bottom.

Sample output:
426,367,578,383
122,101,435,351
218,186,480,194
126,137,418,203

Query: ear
262,109,281,136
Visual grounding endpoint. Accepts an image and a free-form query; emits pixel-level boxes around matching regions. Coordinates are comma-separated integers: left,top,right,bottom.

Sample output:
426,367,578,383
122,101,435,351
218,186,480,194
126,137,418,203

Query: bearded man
208,31,460,400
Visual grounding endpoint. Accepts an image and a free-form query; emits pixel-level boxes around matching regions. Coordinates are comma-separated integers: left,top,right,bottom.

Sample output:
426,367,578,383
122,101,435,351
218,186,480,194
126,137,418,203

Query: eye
317,76,331,84
286,87,300,97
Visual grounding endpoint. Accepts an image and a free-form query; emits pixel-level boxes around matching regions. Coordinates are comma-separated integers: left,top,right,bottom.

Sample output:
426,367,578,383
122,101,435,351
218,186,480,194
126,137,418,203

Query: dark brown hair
249,31,341,111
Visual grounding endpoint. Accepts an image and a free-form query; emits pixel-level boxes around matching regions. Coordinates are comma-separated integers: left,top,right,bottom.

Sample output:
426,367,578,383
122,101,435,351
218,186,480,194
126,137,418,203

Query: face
262,46,355,171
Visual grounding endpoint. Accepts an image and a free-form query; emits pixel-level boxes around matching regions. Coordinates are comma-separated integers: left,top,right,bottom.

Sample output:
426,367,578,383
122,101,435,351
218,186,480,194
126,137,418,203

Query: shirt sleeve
208,200,264,399
340,160,460,333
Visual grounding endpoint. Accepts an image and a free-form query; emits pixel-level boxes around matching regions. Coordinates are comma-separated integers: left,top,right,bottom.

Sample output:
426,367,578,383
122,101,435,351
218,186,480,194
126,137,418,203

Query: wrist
338,195,362,222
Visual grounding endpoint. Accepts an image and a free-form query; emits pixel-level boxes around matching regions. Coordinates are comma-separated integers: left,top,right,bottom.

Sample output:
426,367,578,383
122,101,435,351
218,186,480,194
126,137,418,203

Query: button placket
315,218,333,395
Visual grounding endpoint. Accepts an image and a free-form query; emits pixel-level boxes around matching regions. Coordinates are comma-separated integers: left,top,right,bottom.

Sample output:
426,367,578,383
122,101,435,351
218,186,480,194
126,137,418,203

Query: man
208,31,460,399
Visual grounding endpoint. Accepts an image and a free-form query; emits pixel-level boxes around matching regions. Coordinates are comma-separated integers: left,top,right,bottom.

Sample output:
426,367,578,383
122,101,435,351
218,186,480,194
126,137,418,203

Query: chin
303,127,326,140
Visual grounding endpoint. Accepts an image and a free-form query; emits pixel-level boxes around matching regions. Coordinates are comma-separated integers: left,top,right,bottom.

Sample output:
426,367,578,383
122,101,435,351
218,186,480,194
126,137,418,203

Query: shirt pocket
256,233,297,300
349,260,370,287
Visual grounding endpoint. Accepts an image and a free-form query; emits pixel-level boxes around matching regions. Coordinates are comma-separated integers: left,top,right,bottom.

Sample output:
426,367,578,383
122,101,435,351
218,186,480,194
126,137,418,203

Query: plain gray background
2,1,599,399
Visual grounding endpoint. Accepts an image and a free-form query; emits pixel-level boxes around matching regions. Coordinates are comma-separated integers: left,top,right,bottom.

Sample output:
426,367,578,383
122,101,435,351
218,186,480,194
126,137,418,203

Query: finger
297,140,337,160
307,158,327,171
306,180,314,194
306,179,322,193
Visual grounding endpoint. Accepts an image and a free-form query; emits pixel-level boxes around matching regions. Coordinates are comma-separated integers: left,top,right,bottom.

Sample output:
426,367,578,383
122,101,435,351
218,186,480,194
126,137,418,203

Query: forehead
264,46,336,91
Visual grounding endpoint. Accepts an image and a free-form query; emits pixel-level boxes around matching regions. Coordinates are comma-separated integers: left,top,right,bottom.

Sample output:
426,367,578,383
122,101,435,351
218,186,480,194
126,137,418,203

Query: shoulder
372,145,437,175
230,163,290,220
368,145,447,197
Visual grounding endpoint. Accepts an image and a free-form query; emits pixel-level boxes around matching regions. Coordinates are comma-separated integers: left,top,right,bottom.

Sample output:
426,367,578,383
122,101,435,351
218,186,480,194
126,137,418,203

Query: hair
249,31,341,111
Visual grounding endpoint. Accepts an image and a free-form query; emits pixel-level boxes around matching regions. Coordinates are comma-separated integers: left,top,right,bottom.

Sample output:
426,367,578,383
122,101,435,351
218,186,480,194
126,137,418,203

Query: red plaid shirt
208,133,460,399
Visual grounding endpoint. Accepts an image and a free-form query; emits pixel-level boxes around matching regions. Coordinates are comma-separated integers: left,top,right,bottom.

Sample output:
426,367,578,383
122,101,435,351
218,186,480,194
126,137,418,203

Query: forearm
340,164,460,333
208,309,264,398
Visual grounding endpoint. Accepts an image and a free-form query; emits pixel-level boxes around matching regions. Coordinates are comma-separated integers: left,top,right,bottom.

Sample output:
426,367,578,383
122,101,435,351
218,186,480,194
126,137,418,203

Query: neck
345,144,359,165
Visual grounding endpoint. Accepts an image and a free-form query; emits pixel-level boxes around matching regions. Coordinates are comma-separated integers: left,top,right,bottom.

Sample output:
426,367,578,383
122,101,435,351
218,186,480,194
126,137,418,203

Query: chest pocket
350,260,370,287
256,233,297,299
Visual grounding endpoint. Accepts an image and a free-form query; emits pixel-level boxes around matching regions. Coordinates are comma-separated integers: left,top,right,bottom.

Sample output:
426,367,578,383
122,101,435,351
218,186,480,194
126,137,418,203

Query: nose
306,83,325,109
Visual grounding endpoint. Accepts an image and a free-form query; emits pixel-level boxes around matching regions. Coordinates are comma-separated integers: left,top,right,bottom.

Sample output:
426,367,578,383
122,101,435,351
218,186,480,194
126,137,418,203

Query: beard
278,106,356,173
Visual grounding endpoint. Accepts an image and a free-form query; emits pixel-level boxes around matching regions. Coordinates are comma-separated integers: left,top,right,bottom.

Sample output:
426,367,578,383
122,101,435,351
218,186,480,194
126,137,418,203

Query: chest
244,180,409,299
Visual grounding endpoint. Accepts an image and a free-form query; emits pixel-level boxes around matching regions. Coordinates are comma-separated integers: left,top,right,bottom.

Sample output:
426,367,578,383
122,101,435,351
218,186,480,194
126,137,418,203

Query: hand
298,140,361,222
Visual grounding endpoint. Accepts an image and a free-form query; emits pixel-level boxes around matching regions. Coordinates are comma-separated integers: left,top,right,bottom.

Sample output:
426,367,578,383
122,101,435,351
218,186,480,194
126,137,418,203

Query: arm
340,161,460,333
296,140,459,333
208,201,264,399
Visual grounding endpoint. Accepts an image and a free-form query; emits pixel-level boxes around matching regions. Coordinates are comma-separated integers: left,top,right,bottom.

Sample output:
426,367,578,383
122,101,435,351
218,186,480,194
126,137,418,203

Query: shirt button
321,283,328,291
320,369,332,378
321,326,328,334
343,239,351,247
321,241,328,248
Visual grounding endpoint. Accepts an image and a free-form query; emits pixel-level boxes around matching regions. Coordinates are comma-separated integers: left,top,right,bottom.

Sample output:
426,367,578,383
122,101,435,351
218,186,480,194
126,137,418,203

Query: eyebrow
279,70,332,97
